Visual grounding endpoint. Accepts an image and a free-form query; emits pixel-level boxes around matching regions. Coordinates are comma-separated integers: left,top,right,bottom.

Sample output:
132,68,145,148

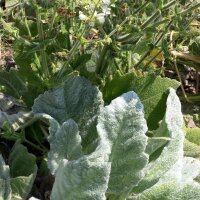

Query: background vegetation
0,0,200,199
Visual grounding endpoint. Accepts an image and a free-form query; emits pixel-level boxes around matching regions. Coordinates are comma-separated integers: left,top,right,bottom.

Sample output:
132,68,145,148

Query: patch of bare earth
0,38,15,70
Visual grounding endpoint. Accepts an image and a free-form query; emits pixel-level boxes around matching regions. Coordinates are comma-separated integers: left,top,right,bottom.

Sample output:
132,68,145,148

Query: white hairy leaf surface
97,91,148,196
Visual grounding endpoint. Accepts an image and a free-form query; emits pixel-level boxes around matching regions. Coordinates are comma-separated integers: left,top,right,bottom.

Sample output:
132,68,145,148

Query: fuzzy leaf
0,155,11,200
9,141,37,200
50,151,111,200
133,181,200,200
33,75,103,152
133,88,184,193
48,119,83,174
97,91,148,196
103,71,180,130
132,157,200,200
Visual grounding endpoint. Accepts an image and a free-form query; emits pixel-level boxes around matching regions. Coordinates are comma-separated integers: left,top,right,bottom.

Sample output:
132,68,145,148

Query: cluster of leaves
1,75,200,200
0,0,200,199
0,0,200,108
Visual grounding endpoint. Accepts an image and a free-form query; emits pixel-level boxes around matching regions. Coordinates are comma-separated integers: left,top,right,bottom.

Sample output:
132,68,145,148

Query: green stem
56,36,83,79
31,126,48,152
21,7,43,78
49,8,57,32
176,59,200,71
36,6,50,79
127,51,132,72
162,0,176,11
135,20,173,69
180,3,200,16
23,138,45,152
108,1,150,38
141,10,161,29
96,45,109,75
180,95,200,102
114,59,123,74
141,0,176,30
173,55,190,102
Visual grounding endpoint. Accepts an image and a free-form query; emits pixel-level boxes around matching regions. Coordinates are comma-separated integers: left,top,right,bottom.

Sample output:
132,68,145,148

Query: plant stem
141,10,161,29
171,51,200,65
21,7,44,78
31,126,48,152
180,3,200,16
173,55,190,102
134,20,173,69
179,95,200,102
36,6,50,79
108,1,150,38
162,0,176,11
96,44,109,75
23,138,45,152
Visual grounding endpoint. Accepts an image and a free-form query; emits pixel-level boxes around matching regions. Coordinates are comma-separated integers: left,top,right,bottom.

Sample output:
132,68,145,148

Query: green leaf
9,141,37,200
0,69,27,100
185,127,200,146
0,68,45,107
146,111,172,158
132,88,184,193
0,155,11,200
50,150,111,200
133,36,152,54
102,71,180,130
97,91,148,197
133,157,200,200
33,75,104,153
184,139,200,158
145,137,171,156
134,181,200,200
48,119,83,174
10,175,36,200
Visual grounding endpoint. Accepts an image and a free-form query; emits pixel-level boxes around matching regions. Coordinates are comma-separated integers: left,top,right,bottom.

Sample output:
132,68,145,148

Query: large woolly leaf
48,119,83,174
33,75,103,152
103,71,180,130
133,88,184,193
133,181,200,200
50,148,111,200
0,155,11,200
132,157,200,200
97,91,148,197
9,141,37,200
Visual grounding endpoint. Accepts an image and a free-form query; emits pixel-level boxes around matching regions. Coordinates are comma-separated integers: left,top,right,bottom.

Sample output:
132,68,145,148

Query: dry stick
0,36,1,62
196,71,199,94
173,55,190,102
170,31,190,102
171,51,200,65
